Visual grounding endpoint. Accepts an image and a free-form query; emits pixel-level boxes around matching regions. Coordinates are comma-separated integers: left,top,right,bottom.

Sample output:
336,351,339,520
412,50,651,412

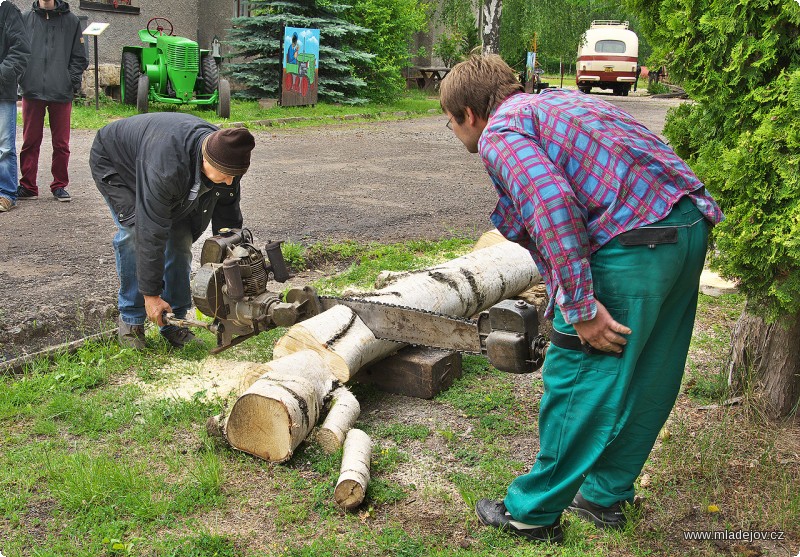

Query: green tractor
120,17,230,117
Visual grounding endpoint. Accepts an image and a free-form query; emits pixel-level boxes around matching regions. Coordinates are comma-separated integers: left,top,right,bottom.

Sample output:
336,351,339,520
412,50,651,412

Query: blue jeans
0,102,18,203
106,201,193,331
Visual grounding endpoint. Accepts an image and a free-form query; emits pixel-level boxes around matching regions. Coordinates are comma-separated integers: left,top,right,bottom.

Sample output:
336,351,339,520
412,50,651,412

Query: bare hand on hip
572,300,632,354
144,295,172,327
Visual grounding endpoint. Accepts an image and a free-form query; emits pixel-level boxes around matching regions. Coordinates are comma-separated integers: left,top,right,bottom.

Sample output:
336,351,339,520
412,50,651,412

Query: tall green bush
629,0,800,319
348,0,430,101
432,0,479,67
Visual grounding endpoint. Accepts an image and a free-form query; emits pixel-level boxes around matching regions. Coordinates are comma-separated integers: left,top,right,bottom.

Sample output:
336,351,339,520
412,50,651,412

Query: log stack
212,238,539,465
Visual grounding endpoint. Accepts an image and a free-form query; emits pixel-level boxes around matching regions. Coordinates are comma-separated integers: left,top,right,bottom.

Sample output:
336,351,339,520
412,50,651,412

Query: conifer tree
225,0,374,103
624,0,800,418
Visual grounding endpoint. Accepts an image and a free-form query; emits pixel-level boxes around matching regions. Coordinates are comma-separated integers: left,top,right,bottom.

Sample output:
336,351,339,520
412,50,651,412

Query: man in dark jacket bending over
92,113,256,350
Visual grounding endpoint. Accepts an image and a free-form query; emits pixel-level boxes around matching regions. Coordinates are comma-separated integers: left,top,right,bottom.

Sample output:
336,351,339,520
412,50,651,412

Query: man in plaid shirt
440,55,723,543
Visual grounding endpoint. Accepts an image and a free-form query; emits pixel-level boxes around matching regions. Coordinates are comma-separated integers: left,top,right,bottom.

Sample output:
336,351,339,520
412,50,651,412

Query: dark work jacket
0,0,31,101
92,113,243,297
19,0,88,102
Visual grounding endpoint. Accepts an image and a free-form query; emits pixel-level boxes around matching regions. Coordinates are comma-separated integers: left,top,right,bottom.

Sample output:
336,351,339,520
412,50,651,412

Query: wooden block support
355,346,462,399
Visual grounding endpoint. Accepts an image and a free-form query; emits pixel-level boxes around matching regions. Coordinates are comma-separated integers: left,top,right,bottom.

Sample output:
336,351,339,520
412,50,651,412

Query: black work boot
117,317,146,350
568,492,627,529
161,326,205,349
475,499,563,543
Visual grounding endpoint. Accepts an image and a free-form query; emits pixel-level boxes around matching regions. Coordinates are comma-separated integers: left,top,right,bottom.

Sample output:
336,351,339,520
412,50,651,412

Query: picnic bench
408,66,451,91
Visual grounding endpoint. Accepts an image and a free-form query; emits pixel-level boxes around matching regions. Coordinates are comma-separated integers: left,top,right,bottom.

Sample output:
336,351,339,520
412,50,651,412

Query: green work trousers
504,196,710,526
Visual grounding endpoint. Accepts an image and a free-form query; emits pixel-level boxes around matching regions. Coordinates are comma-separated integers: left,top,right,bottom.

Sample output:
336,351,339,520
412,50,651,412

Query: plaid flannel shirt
480,90,723,324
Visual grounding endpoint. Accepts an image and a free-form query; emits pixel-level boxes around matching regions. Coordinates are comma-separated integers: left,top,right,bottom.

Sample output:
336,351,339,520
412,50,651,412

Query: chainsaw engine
191,228,319,353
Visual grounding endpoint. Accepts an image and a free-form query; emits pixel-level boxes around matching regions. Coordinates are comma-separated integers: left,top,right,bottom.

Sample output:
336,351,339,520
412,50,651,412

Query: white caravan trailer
576,20,639,96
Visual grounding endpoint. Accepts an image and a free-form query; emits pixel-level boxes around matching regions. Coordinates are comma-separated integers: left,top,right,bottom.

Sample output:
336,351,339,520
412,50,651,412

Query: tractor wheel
200,55,219,94
283,72,293,92
121,51,141,106
300,76,309,96
217,79,230,118
136,75,149,114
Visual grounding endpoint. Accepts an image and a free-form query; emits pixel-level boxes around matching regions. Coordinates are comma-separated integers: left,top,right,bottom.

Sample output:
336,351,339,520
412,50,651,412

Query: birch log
273,240,539,383
223,350,335,462
316,386,361,454
334,428,372,510
223,239,539,461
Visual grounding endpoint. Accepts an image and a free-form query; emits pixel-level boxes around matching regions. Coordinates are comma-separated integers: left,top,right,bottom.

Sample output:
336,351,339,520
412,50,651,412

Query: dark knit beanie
202,128,256,176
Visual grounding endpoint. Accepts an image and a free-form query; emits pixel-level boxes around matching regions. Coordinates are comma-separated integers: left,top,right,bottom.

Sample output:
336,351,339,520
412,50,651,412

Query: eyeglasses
446,117,453,130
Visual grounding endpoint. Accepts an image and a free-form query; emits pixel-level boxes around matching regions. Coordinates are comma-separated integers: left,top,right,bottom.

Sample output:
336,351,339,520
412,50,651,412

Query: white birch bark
316,386,361,454
481,0,503,55
334,428,372,510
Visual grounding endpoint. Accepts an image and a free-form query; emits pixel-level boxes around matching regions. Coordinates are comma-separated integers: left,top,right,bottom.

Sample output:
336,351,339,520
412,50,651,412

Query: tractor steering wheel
146,17,174,38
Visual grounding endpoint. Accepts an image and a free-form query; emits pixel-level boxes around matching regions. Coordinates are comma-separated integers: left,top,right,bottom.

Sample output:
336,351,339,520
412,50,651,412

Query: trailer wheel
121,51,141,106
217,79,231,118
136,75,149,114
579,86,591,94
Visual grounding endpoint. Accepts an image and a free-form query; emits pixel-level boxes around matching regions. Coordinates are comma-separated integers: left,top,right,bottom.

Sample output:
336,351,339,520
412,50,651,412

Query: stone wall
79,63,119,99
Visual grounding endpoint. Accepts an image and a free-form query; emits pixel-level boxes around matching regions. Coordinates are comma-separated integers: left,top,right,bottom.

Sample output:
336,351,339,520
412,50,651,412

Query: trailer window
595,40,626,54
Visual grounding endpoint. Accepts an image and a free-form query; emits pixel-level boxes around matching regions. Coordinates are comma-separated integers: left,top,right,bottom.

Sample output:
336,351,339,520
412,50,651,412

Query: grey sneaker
118,317,146,350
475,499,563,543
161,326,204,349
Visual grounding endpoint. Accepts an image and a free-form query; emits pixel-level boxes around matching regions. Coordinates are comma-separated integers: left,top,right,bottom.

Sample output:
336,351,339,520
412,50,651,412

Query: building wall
9,0,200,65
197,0,234,59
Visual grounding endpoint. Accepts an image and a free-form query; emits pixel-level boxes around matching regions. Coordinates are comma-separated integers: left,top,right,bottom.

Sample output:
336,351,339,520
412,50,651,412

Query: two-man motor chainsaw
167,228,549,373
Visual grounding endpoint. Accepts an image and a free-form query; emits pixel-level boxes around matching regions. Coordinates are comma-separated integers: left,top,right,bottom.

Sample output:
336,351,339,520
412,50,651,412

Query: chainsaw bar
318,296,484,355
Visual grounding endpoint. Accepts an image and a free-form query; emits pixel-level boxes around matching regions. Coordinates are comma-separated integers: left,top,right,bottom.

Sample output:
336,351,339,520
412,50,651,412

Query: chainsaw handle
162,312,220,333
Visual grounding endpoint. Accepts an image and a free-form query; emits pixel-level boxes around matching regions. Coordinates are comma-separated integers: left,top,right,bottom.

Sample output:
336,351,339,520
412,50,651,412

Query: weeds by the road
1,239,798,557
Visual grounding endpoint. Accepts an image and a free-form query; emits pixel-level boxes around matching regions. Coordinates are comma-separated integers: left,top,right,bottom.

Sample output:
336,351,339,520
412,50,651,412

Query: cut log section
223,350,335,462
334,428,372,510
316,386,361,454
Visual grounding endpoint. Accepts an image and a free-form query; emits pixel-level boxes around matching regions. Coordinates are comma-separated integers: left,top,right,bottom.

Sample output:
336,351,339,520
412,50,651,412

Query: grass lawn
14,91,443,131
1,238,798,556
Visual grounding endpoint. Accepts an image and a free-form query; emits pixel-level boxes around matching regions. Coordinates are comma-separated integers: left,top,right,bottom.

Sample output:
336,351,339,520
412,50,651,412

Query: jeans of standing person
0,101,19,204
105,200,194,332
19,98,72,194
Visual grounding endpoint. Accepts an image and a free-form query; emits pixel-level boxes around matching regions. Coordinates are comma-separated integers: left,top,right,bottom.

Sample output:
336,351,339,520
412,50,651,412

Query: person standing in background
17,0,87,203
0,0,31,213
